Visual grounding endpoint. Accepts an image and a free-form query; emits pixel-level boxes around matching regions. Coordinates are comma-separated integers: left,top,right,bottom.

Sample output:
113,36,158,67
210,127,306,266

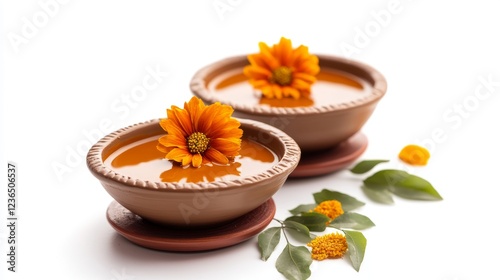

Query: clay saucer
289,132,368,178
106,199,276,252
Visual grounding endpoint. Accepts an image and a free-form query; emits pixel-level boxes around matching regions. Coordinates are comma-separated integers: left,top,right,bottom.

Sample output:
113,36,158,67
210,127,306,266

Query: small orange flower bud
398,144,430,166
307,232,348,260
312,200,344,224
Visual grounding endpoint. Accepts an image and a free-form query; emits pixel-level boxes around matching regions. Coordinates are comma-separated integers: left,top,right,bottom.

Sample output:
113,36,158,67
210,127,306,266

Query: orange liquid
104,136,277,183
210,69,371,108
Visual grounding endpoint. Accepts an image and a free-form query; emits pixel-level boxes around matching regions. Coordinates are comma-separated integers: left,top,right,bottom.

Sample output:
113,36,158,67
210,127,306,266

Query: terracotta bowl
190,54,387,152
87,118,300,227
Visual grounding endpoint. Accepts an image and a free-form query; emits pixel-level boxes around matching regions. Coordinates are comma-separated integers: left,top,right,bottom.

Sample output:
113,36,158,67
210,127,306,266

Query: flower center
271,66,293,86
187,132,210,154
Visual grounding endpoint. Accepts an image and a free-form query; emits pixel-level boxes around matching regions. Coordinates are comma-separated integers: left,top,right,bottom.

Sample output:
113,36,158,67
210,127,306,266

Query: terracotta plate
290,133,368,178
106,199,276,252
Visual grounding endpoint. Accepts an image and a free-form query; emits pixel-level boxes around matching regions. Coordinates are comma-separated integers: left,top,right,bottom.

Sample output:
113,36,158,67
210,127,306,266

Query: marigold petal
161,134,187,148
160,118,188,140
208,119,242,139
192,153,203,168
181,153,192,166
258,42,280,69
291,78,312,91
272,84,284,99
248,54,270,69
308,54,319,64
293,73,317,84
158,135,169,145
170,106,193,136
161,113,187,138
201,156,211,165
159,118,170,132
282,86,300,99
185,96,204,131
205,148,229,165
298,63,320,75
226,125,244,137
156,143,170,154
206,114,237,137
260,86,274,98
277,37,292,65
289,45,308,64
166,147,191,163
258,41,271,53
249,79,271,89
244,66,272,79
196,104,218,133
210,138,242,155
210,128,242,140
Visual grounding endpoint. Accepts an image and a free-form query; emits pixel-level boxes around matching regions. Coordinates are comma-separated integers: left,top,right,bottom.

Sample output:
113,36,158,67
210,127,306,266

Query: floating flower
307,232,348,260
312,200,344,223
398,144,430,166
243,37,320,99
157,96,243,168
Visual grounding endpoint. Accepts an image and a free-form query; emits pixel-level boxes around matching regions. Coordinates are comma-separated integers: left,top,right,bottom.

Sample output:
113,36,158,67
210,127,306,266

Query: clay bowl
190,54,387,153
87,118,300,227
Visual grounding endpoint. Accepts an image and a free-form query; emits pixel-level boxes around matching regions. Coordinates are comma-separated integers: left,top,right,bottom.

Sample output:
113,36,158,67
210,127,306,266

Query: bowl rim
86,118,301,191
190,54,387,116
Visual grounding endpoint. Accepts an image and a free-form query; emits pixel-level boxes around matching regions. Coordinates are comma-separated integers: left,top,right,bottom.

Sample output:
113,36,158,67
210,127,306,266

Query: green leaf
275,244,312,280
258,227,281,261
283,220,312,242
362,185,394,204
363,169,443,201
350,160,389,174
285,212,329,232
329,212,376,230
289,204,317,215
390,174,443,200
363,169,409,188
343,230,367,272
313,189,365,211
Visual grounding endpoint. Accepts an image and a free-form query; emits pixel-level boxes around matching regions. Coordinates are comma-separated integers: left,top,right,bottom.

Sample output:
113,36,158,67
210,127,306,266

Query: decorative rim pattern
190,54,387,116
86,118,301,191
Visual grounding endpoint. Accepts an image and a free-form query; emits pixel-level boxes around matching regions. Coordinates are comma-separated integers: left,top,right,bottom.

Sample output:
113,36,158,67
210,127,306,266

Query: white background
2,0,500,279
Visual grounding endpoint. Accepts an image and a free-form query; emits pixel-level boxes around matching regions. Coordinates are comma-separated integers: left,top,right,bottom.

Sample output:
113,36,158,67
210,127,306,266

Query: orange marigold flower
312,200,344,223
243,37,320,100
398,144,430,166
307,232,348,260
157,96,243,168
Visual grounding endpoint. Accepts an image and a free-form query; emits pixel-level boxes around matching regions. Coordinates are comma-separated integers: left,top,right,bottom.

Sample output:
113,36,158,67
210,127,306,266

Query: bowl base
106,199,276,252
289,132,368,178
